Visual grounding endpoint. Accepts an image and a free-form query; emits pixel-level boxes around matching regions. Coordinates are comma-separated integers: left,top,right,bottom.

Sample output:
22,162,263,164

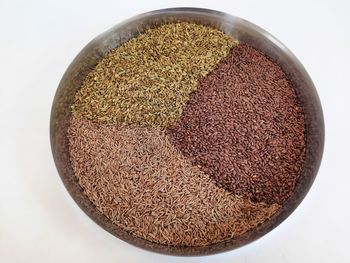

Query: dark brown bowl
50,8,324,256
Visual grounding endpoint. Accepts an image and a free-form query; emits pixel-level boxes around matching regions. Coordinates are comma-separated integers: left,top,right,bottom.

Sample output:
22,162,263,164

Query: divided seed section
50,8,324,256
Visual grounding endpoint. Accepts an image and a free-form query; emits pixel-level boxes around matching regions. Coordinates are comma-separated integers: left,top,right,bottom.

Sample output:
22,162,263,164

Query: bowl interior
50,8,324,256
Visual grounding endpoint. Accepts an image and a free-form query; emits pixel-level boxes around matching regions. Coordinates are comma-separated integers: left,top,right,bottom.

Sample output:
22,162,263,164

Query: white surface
0,0,349,262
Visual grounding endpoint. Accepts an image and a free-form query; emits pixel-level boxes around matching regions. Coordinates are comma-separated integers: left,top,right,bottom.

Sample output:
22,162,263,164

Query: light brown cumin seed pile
68,116,280,247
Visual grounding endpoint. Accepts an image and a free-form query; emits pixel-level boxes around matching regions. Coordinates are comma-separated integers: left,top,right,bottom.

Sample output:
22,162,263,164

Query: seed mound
71,22,238,127
68,116,280,247
66,22,307,247
168,44,306,205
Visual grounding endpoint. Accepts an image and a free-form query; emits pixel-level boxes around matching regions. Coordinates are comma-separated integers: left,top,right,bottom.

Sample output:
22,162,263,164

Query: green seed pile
72,22,238,127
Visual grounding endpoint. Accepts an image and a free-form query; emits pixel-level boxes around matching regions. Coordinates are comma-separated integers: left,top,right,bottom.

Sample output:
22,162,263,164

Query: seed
65,24,306,248
68,116,280,246
71,22,238,127
168,44,306,205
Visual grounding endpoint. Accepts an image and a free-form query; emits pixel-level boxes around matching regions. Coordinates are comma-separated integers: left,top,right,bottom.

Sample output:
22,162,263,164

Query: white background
1,0,349,262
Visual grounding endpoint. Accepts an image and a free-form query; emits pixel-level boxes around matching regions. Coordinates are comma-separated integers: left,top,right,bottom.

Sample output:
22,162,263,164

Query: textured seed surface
71,22,237,127
168,44,306,205
68,116,280,246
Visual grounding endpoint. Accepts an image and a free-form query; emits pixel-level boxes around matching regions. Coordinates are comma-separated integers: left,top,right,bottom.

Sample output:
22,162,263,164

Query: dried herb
72,22,237,127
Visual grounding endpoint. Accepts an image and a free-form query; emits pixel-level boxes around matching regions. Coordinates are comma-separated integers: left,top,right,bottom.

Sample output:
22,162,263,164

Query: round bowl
50,7,324,256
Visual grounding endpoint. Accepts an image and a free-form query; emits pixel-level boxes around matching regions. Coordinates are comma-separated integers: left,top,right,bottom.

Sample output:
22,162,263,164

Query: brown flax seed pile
168,44,305,205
